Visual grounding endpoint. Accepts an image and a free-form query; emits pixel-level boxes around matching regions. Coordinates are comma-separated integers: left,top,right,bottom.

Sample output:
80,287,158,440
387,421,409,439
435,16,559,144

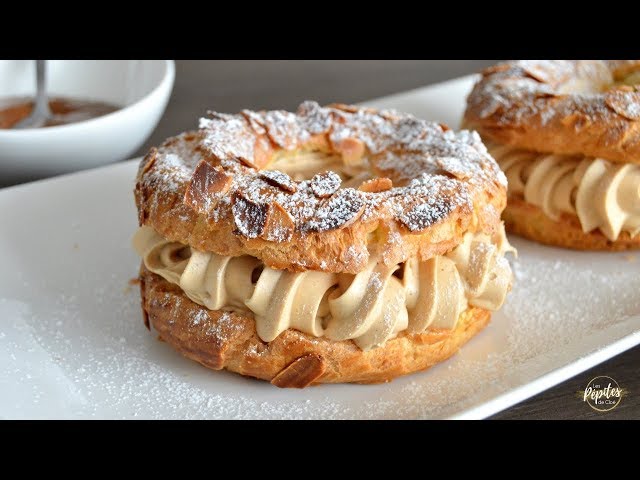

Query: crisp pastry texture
133,101,513,386
139,265,492,386
135,101,507,274
464,60,640,249
464,60,640,165
133,224,514,351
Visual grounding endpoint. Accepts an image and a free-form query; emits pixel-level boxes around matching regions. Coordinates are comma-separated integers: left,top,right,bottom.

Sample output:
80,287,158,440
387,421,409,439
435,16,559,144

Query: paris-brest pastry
465,60,640,250
133,101,514,387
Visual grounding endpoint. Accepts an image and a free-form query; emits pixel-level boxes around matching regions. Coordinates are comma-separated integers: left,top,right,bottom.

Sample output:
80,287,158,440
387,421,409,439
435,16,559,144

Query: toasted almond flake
232,193,269,239
310,171,342,198
241,109,266,135
605,91,640,120
144,101,504,243
141,148,158,175
259,170,297,193
305,189,365,232
467,60,632,127
519,61,554,83
262,202,295,242
271,354,326,388
184,161,232,212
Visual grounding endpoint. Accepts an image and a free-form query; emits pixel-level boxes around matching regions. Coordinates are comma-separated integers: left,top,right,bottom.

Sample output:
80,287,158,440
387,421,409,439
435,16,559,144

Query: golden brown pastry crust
135,102,507,274
140,265,492,386
503,196,640,251
464,60,640,165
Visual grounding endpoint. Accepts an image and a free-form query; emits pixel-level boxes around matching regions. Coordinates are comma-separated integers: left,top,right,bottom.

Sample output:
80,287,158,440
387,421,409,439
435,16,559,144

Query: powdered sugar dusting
262,110,309,149
142,102,505,243
343,245,367,266
189,309,209,327
305,188,364,232
200,116,258,163
368,271,383,291
398,199,455,232
393,174,472,232
467,60,640,128
297,100,333,134
606,90,640,120
145,153,192,195
310,171,342,198
204,311,240,339
259,170,297,193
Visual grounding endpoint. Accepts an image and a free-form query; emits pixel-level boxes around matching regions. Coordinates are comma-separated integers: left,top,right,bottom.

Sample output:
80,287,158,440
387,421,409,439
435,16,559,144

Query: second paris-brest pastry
133,101,514,387
464,60,640,250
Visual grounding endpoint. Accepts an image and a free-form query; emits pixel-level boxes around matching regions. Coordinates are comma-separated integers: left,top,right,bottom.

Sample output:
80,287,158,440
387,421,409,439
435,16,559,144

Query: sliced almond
437,157,472,180
297,100,333,134
262,202,295,242
396,199,456,233
140,148,158,175
358,177,392,193
241,109,267,135
605,91,640,120
271,353,326,388
477,98,502,119
183,160,232,212
204,111,235,121
483,63,511,76
328,103,359,113
244,135,272,170
305,189,365,232
310,171,342,198
231,192,269,239
520,64,551,83
262,110,304,151
259,170,297,193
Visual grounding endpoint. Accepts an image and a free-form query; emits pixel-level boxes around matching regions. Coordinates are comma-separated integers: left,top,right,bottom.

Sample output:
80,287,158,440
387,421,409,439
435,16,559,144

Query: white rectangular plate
1,76,639,419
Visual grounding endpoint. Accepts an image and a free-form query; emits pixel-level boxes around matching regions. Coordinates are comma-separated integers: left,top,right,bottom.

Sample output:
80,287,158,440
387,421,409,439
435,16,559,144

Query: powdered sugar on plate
2,232,638,419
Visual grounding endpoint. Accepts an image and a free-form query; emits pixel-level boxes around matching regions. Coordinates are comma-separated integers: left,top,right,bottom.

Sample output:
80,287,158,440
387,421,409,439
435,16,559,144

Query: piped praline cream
133,225,515,350
490,144,640,241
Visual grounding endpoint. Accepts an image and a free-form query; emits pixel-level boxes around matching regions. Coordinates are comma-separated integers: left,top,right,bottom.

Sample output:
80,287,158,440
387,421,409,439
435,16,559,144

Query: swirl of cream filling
490,144,640,241
133,225,514,350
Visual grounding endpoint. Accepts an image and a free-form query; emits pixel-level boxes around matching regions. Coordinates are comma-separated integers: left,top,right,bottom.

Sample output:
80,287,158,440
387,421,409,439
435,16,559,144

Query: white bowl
0,60,174,179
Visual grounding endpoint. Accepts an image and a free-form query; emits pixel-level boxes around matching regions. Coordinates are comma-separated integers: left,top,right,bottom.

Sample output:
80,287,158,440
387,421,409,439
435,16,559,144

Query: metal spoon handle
13,60,51,129
31,60,49,118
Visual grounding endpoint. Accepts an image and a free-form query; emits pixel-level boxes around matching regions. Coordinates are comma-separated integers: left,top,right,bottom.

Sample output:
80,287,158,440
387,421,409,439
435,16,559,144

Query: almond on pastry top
135,101,507,274
464,60,640,165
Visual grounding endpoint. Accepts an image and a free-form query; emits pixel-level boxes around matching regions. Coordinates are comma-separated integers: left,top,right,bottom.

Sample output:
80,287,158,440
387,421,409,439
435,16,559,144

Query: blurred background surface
138,60,496,156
